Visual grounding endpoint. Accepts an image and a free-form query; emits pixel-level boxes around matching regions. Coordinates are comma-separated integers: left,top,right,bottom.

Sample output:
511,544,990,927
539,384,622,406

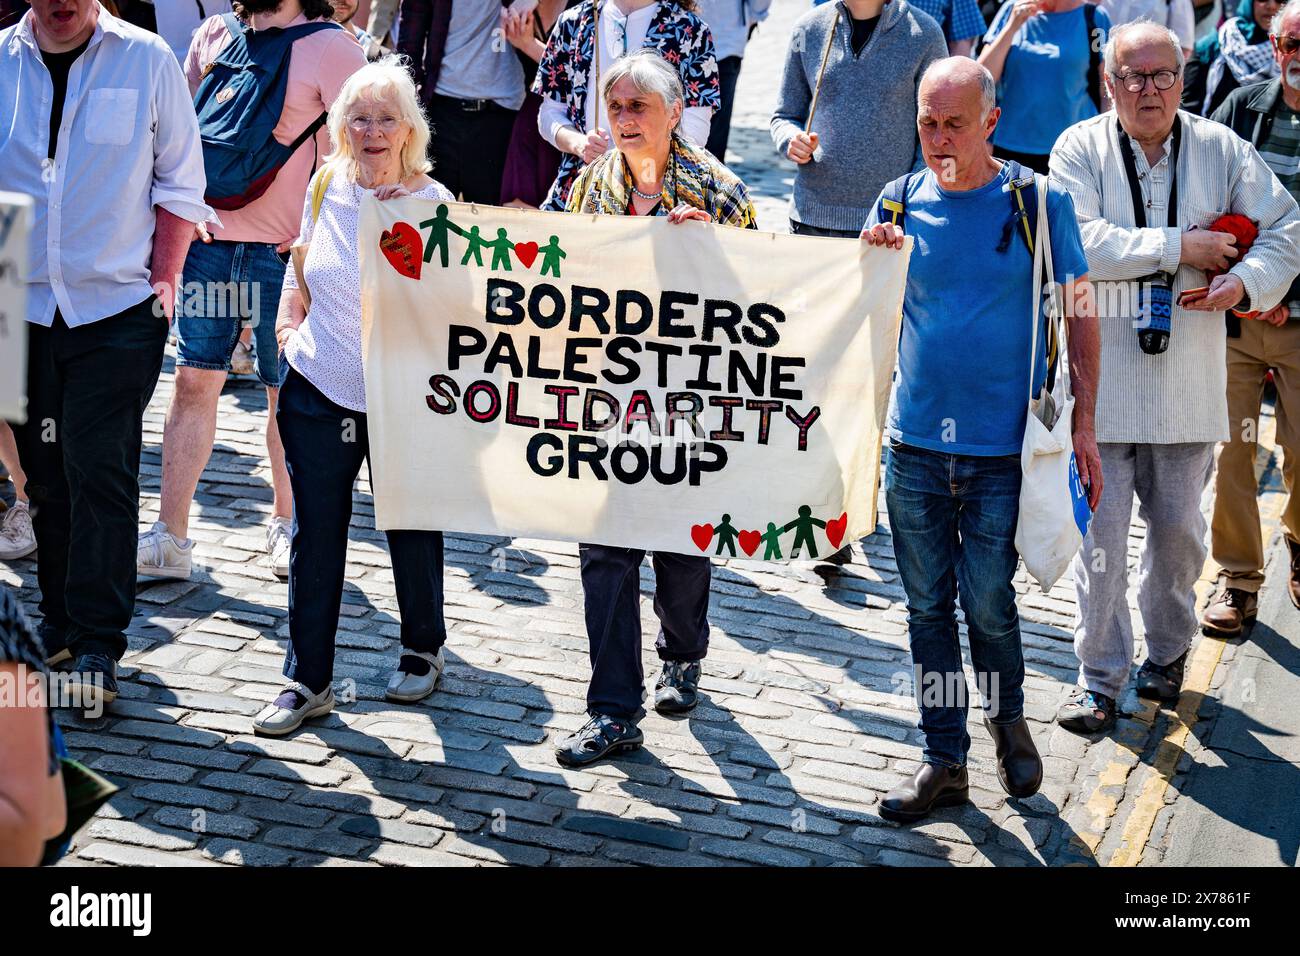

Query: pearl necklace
630,182,663,201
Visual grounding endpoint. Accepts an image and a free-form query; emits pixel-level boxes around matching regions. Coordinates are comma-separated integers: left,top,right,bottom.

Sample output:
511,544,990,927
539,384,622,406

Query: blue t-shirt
986,3,1110,155
867,164,1090,456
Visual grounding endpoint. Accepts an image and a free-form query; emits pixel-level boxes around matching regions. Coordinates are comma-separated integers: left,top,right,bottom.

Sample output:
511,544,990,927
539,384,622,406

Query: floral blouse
534,0,721,211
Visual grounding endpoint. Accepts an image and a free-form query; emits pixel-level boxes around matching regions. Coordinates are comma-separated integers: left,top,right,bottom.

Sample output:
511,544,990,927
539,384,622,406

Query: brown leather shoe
1288,539,1300,610
1200,587,1258,638
879,763,970,823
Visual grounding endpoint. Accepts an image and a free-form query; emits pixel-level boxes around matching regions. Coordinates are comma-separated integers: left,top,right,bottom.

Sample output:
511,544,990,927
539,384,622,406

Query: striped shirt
1259,102,1300,196
1050,110,1300,445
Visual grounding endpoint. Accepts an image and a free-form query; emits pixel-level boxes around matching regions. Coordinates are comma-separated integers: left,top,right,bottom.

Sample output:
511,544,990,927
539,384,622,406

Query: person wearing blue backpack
861,57,1102,822
137,0,366,585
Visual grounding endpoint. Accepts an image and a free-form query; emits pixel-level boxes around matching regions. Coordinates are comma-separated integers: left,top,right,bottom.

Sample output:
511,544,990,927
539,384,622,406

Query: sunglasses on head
1275,33,1300,55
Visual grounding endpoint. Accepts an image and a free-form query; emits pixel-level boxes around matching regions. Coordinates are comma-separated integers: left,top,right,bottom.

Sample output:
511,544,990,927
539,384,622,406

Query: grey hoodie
771,0,946,232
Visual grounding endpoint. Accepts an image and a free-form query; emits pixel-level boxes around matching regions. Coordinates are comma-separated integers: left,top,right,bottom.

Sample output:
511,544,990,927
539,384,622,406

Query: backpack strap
877,172,914,230
1083,3,1101,112
998,160,1038,255
221,12,241,39
310,166,334,224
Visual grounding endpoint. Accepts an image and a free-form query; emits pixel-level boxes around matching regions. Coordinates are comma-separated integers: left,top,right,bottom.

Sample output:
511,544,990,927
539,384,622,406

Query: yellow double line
1100,413,1285,866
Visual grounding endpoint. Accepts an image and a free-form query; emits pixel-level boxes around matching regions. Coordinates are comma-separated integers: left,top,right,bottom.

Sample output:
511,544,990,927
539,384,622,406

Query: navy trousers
578,544,711,720
277,366,447,694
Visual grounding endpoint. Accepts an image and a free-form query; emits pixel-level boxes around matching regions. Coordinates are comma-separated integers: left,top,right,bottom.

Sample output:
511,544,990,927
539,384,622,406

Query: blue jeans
175,238,286,387
885,440,1025,768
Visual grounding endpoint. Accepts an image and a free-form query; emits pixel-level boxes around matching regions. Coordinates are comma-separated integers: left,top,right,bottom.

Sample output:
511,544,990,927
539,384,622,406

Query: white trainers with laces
267,516,292,579
0,500,36,560
137,521,193,579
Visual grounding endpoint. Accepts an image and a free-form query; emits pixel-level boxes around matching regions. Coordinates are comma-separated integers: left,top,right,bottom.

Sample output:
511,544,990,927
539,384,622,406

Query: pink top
184,13,367,244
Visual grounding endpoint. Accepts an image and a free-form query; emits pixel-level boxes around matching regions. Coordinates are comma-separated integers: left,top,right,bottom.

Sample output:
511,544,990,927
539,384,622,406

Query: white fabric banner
0,192,31,424
359,199,907,561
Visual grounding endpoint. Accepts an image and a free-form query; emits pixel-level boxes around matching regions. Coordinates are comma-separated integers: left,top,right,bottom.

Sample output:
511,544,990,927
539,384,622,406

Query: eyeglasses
1112,69,1180,93
1274,33,1300,55
346,114,403,132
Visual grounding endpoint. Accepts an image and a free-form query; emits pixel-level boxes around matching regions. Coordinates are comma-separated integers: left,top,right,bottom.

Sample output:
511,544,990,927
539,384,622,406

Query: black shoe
555,713,644,767
984,716,1043,799
66,653,119,707
1136,651,1187,702
879,763,970,823
40,623,71,666
1057,688,1117,734
654,660,701,714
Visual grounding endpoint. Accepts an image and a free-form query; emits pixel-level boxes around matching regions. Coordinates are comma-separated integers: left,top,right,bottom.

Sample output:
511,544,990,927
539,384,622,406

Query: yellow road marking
1105,412,1285,866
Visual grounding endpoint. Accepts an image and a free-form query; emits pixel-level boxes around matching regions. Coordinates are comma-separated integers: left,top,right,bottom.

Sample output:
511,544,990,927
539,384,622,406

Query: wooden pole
805,9,840,135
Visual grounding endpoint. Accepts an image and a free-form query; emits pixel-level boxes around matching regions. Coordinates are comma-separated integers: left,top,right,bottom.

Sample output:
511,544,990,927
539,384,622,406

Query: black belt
431,94,507,113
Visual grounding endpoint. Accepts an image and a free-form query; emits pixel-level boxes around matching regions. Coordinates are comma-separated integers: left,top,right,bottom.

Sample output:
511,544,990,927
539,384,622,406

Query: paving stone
134,783,238,813
698,838,813,867
79,842,218,867
203,838,296,867
86,819,199,851
155,807,259,840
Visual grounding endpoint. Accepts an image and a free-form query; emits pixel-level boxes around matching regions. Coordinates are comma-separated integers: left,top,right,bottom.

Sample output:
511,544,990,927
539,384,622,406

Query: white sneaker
137,521,193,579
385,648,445,703
0,500,36,560
230,338,255,376
267,516,291,579
253,681,334,736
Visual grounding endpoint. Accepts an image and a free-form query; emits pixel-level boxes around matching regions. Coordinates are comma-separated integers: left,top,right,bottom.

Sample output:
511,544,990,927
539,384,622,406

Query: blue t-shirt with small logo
866,164,1091,456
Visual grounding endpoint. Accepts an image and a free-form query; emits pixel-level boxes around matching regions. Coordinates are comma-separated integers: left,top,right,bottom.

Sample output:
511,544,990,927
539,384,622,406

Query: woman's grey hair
1103,19,1186,75
325,55,432,183
600,50,685,120
1271,0,1300,35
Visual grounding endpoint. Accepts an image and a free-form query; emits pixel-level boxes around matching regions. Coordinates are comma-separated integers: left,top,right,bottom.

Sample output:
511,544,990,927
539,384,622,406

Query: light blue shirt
698,0,771,60
0,10,212,328
986,3,1110,155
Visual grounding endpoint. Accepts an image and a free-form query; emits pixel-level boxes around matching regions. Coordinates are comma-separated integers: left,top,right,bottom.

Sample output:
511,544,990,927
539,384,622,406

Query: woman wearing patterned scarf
1184,0,1281,115
554,50,755,769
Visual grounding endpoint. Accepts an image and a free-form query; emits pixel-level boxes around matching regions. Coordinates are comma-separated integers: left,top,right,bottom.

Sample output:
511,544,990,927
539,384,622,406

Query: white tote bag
1014,174,1093,593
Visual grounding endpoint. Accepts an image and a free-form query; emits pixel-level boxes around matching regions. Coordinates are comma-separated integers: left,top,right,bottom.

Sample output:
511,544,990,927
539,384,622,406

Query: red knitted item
1207,214,1259,317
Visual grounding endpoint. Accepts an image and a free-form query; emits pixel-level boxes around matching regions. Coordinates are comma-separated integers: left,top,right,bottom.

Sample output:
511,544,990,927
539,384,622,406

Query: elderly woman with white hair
254,56,455,735
555,50,756,769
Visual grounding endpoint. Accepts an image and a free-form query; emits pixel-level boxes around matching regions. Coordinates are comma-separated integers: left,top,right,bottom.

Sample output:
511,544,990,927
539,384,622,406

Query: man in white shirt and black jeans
0,0,211,706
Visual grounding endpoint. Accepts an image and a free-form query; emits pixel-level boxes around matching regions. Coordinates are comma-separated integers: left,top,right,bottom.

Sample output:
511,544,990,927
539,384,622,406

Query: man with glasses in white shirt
1051,20,1300,733
0,0,211,706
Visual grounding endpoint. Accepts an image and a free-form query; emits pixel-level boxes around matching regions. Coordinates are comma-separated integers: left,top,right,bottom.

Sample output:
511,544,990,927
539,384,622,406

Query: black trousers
276,366,447,695
427,96,518,205
13,296,166,661
578,544,711,720
706,55,744,161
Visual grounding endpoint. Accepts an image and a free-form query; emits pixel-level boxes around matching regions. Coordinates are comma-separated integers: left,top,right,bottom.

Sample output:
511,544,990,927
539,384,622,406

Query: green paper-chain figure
489,227,514,271
713,513,739,557
419,204,464,267
540,235,567,277
760,522,784,560
784,505,826,559
460,225,488,266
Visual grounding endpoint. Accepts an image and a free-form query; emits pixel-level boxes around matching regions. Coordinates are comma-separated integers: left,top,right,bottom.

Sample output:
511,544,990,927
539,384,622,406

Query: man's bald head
919,57,996,121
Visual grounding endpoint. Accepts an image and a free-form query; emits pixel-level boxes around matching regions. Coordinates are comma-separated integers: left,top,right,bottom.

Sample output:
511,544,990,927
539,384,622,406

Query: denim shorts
174,238,287,387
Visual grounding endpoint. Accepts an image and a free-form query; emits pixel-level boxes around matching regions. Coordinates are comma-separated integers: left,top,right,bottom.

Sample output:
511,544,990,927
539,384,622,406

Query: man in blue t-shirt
861,56,1102,823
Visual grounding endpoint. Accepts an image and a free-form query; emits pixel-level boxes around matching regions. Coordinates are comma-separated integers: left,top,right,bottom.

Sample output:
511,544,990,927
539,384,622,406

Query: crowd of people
3,0,1300,863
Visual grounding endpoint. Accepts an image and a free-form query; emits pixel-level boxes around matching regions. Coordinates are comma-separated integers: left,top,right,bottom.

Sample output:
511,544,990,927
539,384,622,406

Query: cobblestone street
0,0,1282,868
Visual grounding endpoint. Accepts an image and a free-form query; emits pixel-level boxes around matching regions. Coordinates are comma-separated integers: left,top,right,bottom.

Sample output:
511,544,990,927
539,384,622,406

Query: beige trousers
1210,317,1300,592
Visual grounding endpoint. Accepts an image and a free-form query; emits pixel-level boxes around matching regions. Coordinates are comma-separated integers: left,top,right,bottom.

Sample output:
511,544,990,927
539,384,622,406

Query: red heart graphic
514,241,539,268
738,530,761,557
690,524,714,552
380,222,422,279
825,512,848,550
